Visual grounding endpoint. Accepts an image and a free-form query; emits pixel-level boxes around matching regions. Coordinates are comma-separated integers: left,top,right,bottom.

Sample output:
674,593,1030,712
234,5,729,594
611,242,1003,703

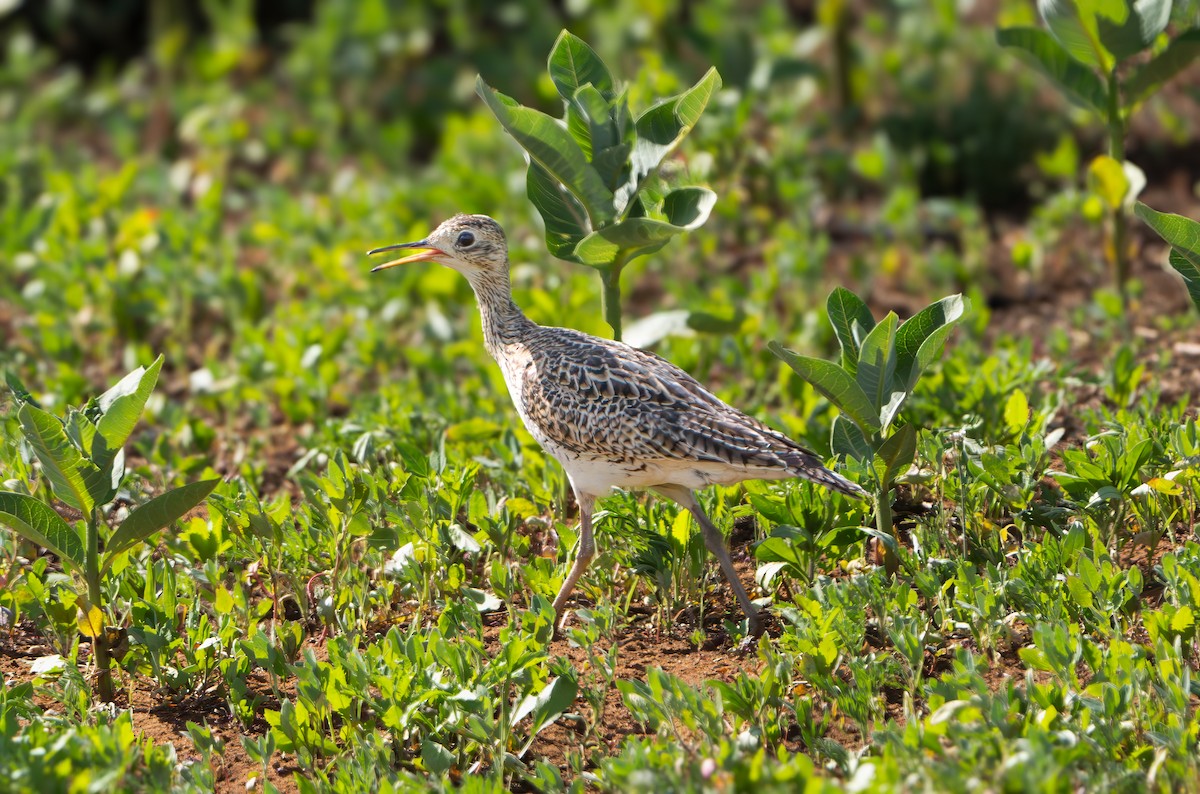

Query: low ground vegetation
2,2,1200,792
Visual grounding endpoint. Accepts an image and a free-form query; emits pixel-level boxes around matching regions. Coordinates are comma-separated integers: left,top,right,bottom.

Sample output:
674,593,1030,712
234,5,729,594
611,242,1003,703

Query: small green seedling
1134,202,1200,312
997,0,1200,301
770,288,967,573
1,357,219,701
478,30,721,340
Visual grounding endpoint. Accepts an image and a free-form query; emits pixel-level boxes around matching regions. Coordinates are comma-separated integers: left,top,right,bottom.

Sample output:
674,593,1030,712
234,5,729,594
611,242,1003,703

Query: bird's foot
732,612,765,654
734,634,759,655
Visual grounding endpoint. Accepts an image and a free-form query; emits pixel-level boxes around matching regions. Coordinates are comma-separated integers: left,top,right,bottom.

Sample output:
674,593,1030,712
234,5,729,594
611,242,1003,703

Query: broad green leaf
477,77,615,226
873,425,917,489
102,478,220,573
1039,0,1124,68
831,414,874,463
0,491,84,568
565,101,594,158
1135,202,1200,266
662,186,717,228
574,224,669,266
547,31,615,102
64,408,100,461
1004,389,1031,435
996,27,1107,112
18,404,110,514
1067,574,1095,609
421,739,454,776
574,88,635,190
5,371,39,408
1076,552,1102,590
573,188,717,266
572,85,620,155
96,355,163,453
1124,28,1200,106
826,287,875,374
1041,0,1170,66
618,68,721,210
1093,0,1171,62
895,294,967,390
911,324,958,390
528,675,579,738
856,312,898,421
768,342,882,433
1088,154,1129,209
1167,249,1200,313
527,162,588,263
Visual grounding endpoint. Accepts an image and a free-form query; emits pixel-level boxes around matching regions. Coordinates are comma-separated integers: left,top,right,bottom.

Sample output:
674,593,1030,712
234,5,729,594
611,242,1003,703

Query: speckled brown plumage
370,214,865,637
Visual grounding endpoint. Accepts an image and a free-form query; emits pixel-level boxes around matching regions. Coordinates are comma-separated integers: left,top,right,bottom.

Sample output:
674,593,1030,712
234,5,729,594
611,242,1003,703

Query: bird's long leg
551,489,597,633
655,485,763,637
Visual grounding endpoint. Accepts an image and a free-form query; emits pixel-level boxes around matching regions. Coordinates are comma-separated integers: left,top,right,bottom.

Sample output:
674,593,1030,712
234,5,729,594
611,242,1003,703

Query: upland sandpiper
369,215,864,636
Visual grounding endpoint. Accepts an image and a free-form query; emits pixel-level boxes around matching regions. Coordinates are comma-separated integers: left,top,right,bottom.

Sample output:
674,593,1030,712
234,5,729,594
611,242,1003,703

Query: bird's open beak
367,240,443,272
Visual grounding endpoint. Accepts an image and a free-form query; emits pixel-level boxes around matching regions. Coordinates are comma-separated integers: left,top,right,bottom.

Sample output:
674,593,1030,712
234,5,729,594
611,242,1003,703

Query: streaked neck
469,270,534,353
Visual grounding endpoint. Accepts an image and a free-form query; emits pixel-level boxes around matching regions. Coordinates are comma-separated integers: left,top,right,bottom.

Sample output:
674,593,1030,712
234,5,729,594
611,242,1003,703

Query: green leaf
17,404,110,514
1039,0,1122,68
856,312,899,421
1067,574,1095,609
527,162,588,262
477,76,615,227
571,85,631,191
95,355,162,453
5,371,39,408
831,414,874,463
102,478,220,573
567,85,619,161
1039,0,1168,68
514,674,579,739
573,187,717,266
996,27,1107,112
768,342,882,433
1135,202,1200,266
826,287,876,374
895,294,967,391
421,739,454,776
873,425,917,489
1076,553,1102,590
0,491,84,569
619,67,721,210
1167,249,1200,313
1004,389,1031,435
1093,0,1171,63
547,31,616,103
1124,29,1200,106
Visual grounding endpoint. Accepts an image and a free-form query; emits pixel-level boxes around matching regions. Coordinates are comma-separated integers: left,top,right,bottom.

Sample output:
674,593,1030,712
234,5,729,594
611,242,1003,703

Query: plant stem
1107,67,1129,305
875,480,899,575
600,254,628,341
85,511,113,702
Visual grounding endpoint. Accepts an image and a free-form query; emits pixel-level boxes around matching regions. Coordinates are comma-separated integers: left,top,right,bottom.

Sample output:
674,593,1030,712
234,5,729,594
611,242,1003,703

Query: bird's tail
794,456,868,500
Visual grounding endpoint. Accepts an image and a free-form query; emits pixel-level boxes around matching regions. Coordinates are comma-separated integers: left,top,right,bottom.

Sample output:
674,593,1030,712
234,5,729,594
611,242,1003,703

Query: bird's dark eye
457,231,476,248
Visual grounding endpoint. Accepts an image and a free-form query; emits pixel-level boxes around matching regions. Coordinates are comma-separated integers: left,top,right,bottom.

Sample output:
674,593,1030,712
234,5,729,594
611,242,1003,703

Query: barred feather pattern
427,215,865,500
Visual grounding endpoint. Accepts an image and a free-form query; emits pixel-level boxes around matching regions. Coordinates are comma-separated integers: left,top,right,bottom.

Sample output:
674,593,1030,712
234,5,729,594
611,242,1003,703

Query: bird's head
368,214,508,283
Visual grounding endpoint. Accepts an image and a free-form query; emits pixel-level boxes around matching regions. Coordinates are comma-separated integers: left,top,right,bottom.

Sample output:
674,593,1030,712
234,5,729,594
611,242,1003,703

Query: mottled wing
520,328,860,495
